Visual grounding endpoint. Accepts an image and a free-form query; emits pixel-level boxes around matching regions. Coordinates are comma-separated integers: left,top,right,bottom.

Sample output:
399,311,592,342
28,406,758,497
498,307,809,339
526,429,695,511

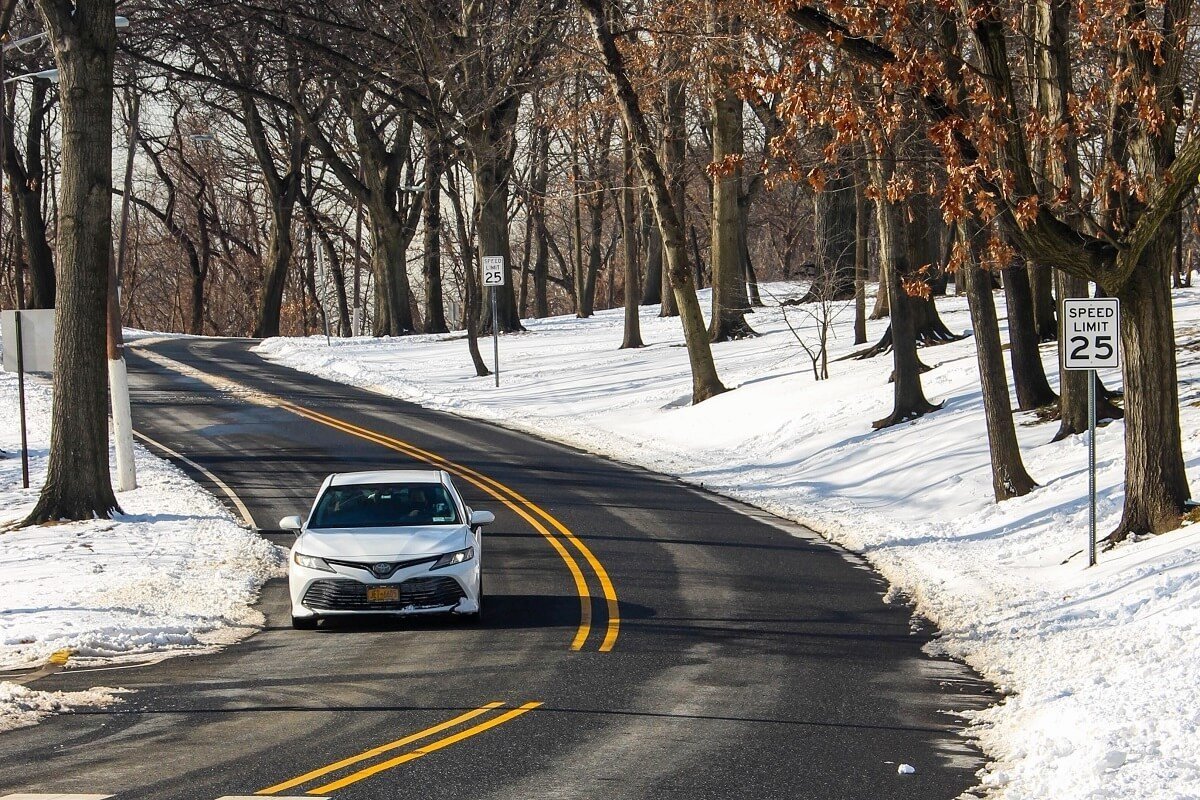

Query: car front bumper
289,556,480,618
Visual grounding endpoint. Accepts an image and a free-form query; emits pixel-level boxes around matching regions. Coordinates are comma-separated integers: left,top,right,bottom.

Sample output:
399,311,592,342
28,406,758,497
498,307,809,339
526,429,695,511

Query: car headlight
294,552,334,572
432,546,474,570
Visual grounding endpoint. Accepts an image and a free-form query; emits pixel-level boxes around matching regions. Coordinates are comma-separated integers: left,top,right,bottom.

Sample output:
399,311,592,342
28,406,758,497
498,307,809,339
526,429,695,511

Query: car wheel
291,614,319,630
461,574,483,625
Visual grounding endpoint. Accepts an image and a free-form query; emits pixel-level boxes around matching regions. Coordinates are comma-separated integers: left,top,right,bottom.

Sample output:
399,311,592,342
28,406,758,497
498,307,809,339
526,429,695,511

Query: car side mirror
279,515,303,533
469,510,495,527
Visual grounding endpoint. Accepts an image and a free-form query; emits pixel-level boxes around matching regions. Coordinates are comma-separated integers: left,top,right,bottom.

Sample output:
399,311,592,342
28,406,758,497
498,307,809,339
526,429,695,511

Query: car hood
296,525,470,559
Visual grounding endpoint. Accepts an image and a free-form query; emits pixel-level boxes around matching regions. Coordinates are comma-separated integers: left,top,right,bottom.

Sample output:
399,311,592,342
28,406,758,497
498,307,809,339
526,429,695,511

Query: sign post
1062,297,1120,567
482,256,505,387
3,308,55,490
15,310,29,489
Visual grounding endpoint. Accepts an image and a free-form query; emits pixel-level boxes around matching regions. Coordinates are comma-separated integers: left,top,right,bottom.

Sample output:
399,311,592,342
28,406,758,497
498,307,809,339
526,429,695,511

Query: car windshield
309,483,460,529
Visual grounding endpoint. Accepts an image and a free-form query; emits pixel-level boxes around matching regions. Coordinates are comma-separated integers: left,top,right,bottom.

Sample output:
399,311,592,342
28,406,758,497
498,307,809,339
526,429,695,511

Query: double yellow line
275,399,620,652
257,701,542,795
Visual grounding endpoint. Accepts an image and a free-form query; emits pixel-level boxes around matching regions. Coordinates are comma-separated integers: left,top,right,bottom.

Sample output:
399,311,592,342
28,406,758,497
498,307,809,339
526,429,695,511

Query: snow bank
0,359,282,732
0,681,129,734
260,283,1200,800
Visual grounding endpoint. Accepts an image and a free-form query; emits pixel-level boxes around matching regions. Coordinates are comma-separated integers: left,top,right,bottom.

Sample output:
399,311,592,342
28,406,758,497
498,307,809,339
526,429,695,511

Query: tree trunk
744,247,763,307
368,212,417,336
870,259,890,319
473,154,522,331
1003,261,1058,410
3,76,55,309
659,76,684,318
639,190,663,305
530,122,551,318
960,223,1036,499
1110,233,1190,538
301,221,325,335
423,135,448,334
854,165,869,345
867,147,940,429
571,132,586,317
253,190,298,339
19,179,54,309
1028,261,1057,341
446,163,490,377
463,257,489,377
189,225,208,336
708,8,755,341
533,213,550,318
807,161,857,304
318,228,350,337
580,192,605,317
621,136,643,349
518,210,532,318
582,0,725,403
24,0,120,524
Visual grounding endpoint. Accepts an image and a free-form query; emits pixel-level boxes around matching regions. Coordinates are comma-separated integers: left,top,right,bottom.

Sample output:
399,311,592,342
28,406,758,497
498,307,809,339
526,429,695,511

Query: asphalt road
0,337,993,800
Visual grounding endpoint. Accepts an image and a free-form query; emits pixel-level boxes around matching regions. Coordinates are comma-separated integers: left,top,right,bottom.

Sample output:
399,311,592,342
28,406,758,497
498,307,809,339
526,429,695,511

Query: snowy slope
0,362,282,732
260,284,1200,800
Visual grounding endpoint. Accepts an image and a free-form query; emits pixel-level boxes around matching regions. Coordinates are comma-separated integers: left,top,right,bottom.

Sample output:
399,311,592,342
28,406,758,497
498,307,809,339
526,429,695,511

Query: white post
109,356,137,491
109,84,139,492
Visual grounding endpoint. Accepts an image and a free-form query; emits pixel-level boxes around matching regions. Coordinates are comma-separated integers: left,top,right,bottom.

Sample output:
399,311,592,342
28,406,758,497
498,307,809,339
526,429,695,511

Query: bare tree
581,0,726,403
24,0,120,523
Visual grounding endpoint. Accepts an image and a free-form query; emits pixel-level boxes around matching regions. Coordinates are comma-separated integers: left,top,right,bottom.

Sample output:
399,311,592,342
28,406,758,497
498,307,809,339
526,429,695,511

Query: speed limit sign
1062,298,1119,370
482,256,505,287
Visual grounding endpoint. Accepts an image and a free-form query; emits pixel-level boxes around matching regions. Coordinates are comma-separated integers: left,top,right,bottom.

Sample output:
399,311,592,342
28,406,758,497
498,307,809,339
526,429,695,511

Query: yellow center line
451,468,622,653
306,702,544,795
256,702,505,795
277,400,610,651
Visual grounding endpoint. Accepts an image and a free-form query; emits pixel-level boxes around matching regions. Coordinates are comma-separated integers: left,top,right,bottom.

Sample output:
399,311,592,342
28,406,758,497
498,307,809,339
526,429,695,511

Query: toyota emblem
372,563,393,577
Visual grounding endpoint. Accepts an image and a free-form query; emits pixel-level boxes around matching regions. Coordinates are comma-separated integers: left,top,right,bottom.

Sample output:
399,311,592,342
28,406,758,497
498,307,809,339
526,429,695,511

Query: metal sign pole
1088,369,1097,567
492,286,500,387
1062,296,1118,569
15,309,29,488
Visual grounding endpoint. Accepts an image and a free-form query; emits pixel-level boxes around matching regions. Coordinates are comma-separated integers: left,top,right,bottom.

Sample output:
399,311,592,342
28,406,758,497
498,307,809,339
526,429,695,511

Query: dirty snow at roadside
260,284,1200,800
0,360,282,732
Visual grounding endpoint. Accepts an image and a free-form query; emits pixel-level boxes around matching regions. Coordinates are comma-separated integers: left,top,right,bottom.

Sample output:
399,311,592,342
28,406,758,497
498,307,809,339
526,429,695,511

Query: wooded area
3,0,1199,540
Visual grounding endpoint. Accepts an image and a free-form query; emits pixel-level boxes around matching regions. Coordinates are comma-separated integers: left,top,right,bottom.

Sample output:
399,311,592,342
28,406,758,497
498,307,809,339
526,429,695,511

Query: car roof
327,470,446,487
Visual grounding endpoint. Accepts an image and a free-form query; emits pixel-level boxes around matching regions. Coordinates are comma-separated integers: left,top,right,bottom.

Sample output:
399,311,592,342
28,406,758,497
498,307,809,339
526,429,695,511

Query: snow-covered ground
260,284,1200,800
0,361,282,732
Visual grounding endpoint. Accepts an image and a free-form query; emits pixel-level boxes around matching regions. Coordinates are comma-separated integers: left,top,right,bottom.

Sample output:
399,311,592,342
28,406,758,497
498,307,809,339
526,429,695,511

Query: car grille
302,577,465,612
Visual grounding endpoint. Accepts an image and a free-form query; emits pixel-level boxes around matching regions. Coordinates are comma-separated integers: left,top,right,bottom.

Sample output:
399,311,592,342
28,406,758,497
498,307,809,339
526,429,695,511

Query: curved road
0,337,992,799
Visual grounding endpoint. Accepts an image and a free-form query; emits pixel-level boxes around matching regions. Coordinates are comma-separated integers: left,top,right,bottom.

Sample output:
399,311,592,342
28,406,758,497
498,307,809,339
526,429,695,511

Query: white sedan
280,469,494,629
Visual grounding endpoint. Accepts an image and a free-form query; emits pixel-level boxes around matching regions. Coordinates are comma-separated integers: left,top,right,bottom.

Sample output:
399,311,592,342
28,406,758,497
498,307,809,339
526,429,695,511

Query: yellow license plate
367,586,400,602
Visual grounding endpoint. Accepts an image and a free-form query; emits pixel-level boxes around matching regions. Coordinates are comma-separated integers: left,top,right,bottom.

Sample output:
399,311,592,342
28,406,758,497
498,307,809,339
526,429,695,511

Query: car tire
461,574,483,625
291,614,319,630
